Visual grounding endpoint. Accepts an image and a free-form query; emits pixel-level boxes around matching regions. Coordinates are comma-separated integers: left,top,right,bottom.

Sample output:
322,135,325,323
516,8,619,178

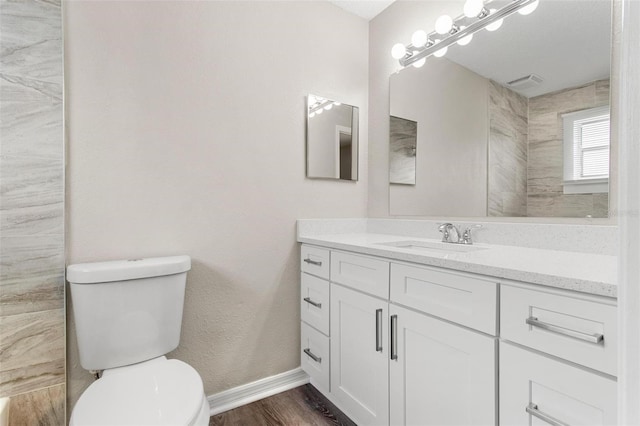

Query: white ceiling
444,0,612,97
328,0,396,20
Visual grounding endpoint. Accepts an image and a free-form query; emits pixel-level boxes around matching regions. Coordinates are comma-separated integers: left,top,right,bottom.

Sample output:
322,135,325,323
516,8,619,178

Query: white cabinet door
330,284,389,426
500,342,617,426
389,304,497,426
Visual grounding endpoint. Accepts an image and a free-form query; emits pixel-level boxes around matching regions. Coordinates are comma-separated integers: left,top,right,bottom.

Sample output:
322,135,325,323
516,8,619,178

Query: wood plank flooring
209,385,356,426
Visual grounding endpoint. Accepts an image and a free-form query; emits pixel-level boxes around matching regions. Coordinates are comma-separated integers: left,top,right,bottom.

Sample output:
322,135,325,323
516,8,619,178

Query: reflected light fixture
308,97,344,118
391,0,540,68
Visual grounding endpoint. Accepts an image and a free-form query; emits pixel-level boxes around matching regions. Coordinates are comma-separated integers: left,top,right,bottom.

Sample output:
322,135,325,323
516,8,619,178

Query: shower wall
0,0,65,422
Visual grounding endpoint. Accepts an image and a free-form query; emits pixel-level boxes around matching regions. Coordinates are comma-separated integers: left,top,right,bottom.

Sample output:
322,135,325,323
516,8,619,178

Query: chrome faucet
438,223,460,243
438,223,482,245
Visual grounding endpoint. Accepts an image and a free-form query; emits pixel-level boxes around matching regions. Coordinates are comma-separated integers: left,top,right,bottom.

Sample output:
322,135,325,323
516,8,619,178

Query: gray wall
389,58,488,216
0,0,65,422
64,0,369,412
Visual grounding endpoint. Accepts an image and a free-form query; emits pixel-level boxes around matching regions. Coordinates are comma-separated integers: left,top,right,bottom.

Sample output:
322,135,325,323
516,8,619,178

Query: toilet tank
68,256,191,371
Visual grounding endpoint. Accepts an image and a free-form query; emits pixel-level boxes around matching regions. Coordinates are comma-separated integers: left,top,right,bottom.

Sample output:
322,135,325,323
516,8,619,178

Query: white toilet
67,256,210,426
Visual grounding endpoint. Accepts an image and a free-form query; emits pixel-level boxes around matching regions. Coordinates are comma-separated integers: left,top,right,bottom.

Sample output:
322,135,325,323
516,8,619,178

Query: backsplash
298,219,618,256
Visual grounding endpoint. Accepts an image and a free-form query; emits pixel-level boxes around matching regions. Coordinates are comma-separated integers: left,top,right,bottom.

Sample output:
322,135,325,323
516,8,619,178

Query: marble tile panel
0,75,62,159
593,193,610,218
488,194,503,217
0,0,62,84
8,384,65,425
526,193,555,217
529,83,595,116
527,140,563,193
595,79,611,107
553,194,595,218
0,155,64,235
528,111,559,143
0,235,64,316
502,192,526,217
0,308,65,371
0,360,64,399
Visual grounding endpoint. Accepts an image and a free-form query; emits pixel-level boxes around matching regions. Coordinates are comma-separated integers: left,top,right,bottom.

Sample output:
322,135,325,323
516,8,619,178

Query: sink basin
377,240,488,253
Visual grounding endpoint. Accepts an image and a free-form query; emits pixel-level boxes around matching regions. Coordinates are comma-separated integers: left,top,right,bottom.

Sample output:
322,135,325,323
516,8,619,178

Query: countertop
298,233,617,298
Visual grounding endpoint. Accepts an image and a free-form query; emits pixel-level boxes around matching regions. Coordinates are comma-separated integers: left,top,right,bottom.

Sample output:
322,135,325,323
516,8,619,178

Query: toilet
67,256,209,426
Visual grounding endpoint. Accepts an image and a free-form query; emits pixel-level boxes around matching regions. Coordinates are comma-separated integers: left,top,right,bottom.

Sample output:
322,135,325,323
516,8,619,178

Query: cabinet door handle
303,297,322,308
526,403,569,426
390,314,398,360
303,348,322,363
526,316,604,345
375,309,383,352
303,258,322,266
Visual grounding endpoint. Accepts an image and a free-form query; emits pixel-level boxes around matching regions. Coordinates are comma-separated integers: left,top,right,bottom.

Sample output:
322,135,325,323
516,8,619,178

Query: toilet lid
71,359,204,426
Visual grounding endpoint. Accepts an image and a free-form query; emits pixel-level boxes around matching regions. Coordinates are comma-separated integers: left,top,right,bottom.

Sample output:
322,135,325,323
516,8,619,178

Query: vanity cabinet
500,342,617,425
389,304,496,426
500,284,618,425
298,244,617,426
330,283,389,425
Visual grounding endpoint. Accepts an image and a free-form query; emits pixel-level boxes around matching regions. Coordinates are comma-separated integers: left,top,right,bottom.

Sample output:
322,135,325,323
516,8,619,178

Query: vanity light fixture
392,0,540,68
308,96,342,118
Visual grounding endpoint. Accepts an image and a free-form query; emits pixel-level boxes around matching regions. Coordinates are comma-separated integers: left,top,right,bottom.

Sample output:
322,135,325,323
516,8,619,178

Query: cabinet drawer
301,322,330,393
301,273,330,336
301,245,330,280
501,284,617,375
500,342,617,426
330,251,389,299
390,263,497,335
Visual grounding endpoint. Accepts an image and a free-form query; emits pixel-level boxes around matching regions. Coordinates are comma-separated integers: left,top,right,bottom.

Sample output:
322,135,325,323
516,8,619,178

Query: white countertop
298,233,617,298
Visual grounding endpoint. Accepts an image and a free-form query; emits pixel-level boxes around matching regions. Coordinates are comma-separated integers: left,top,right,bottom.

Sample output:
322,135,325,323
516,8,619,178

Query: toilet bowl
70,357,209,426
67,256,208,426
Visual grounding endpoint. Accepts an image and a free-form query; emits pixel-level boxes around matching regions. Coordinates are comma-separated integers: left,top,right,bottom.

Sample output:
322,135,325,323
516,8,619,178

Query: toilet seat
70,357,206,426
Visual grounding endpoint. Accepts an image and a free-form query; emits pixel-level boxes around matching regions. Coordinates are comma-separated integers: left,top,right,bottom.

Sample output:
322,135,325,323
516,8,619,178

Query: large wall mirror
307,94,359,181
389,0,612,218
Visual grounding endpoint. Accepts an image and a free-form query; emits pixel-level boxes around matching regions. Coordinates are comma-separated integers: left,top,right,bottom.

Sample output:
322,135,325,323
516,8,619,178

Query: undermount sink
377,240,488,253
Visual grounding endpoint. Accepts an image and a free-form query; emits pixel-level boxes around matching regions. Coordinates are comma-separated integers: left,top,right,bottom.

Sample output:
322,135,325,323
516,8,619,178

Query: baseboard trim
207,368,310,416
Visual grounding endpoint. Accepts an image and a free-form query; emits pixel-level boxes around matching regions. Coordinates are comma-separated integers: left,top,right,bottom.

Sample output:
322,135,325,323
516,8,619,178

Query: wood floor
209,385,356,426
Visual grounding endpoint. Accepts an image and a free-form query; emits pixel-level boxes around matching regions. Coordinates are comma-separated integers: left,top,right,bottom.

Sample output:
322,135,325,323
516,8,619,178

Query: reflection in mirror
307,94,359,181
390,116,417,185
389,0,612,218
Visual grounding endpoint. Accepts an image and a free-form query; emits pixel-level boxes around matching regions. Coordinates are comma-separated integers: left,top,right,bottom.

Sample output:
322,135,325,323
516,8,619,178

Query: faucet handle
438,223,453,242
462,224,482,245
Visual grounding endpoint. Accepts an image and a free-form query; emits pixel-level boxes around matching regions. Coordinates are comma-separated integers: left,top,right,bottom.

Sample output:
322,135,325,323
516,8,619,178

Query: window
562,106,610,194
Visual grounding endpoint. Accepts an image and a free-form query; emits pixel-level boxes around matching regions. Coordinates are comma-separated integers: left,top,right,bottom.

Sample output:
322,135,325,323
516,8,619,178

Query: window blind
572,112,610,179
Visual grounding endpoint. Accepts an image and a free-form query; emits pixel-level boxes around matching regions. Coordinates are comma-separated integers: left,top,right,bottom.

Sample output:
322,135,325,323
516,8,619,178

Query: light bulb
411,30,428,48
433,45,448,58
316,108,323,115
435,15,453,35
391,43,407,59
463,0,484,17
485,9,503,31
334,102,341,106
411,51,426,68
456,26,473,46
518,0,539,15
309,112,315,118
324,103,333,110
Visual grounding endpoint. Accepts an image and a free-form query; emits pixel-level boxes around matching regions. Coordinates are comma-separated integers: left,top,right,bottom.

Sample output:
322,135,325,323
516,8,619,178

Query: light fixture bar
400,0,538,67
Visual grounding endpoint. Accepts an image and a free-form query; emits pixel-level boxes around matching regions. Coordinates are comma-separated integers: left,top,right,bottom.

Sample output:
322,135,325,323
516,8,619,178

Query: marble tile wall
488,81,529,217
0,0,65,421
527,80,611,218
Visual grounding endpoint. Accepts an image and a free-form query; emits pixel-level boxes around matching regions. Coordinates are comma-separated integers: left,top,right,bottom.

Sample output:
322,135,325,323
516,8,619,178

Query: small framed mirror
306,94,359,181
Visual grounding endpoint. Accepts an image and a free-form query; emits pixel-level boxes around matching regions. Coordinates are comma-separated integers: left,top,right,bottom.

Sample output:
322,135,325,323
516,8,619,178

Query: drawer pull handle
375,309,383,352
303,258,322,266
303,297,322,308
526,403,569,426
303,348,322,363
526,317,604,345
390,314,398,360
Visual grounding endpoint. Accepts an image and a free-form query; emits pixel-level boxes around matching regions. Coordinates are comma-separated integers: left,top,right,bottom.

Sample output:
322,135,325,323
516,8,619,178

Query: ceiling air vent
506,74,543,90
